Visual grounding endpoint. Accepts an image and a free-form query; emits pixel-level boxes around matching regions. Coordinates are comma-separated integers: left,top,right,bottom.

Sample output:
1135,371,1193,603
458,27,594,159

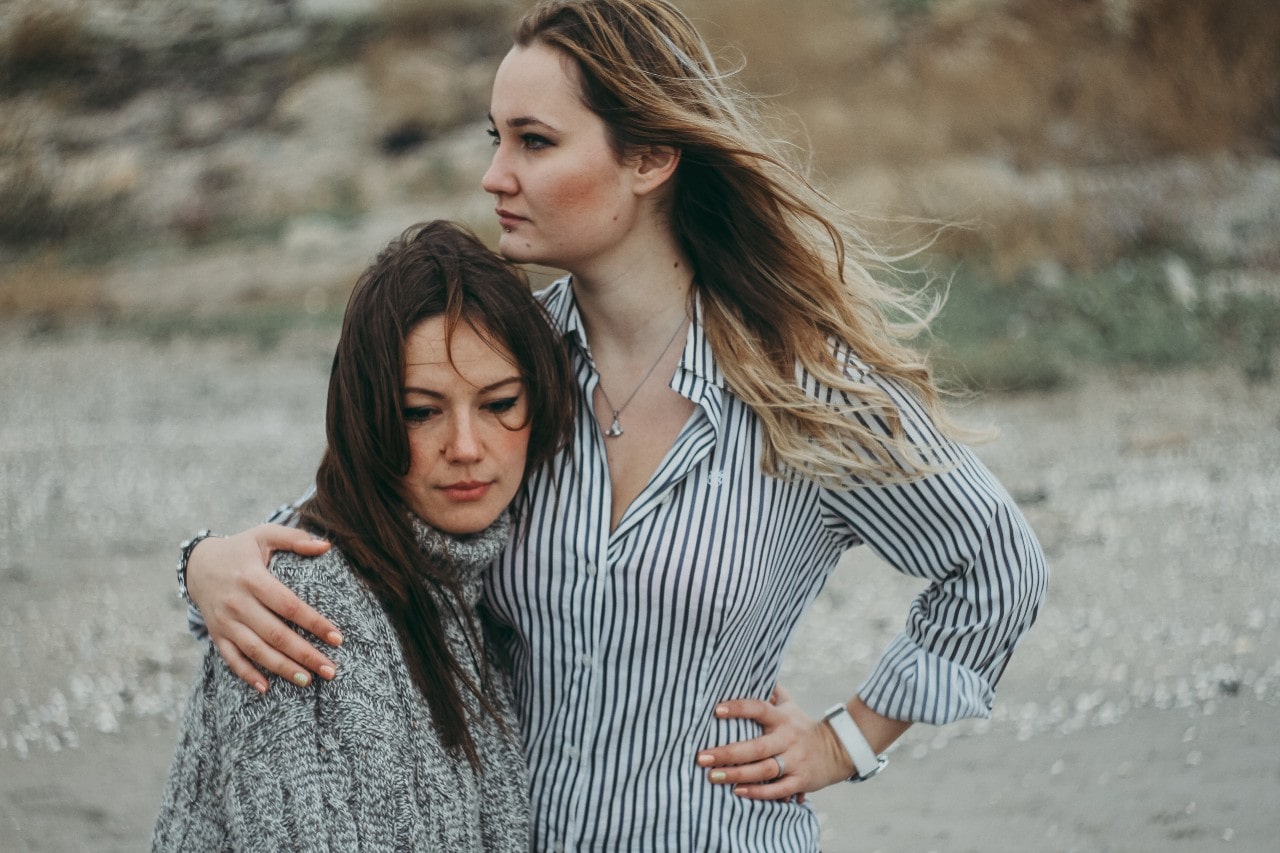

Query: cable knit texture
152,514,529,852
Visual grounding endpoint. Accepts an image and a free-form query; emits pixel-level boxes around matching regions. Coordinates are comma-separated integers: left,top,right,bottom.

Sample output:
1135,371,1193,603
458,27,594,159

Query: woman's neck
569,239,693,354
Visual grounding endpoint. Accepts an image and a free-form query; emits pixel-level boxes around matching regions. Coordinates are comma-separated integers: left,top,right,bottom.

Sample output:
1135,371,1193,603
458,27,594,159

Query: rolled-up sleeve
818,372,1048,724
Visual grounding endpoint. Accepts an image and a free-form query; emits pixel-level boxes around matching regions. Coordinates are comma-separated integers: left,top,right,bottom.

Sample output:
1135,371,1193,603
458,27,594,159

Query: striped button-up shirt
483,278,1047,851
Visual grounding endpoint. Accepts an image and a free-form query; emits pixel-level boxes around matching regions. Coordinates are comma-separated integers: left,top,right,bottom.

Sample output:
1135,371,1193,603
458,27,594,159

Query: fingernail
319,665,336,680
327,631,343,646
254,681,267,694
292,672,310,687
696,753,713,766
714,705,727,717
709,771,726,782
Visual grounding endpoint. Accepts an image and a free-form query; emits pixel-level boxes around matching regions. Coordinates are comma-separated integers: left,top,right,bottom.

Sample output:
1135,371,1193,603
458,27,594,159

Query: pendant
606,413,624,437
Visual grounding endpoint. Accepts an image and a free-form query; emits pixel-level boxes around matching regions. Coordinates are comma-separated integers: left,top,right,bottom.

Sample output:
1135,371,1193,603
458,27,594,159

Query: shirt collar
540,275,725,391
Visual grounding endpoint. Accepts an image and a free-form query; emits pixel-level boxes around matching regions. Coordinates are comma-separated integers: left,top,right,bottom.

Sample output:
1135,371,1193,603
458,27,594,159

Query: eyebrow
402,376,523,397
488,112,560,134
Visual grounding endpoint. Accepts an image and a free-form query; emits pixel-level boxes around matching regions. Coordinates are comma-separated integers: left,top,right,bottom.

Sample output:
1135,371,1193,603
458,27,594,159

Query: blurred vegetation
113,305,346,351
923,255,1278,392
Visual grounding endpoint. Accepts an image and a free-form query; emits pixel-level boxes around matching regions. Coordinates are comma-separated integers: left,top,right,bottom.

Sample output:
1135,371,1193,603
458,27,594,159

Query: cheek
404,433,437,483
498,426,531,471
544,160,624,220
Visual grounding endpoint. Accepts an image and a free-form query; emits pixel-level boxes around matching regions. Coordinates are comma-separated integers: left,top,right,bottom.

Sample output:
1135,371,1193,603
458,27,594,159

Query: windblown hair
518,0,963,484
298,220,575,767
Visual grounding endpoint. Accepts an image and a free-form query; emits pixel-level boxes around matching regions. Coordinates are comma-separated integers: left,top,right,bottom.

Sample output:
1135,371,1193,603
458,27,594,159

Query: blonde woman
179,2,1047,849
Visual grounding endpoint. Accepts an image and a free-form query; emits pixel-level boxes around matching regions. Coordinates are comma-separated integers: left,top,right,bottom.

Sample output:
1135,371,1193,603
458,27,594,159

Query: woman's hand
696,686,852,802
186,524,338,693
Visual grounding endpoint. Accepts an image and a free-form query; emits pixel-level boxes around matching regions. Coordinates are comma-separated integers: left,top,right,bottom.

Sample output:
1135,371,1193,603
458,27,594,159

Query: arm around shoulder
180,524,340,691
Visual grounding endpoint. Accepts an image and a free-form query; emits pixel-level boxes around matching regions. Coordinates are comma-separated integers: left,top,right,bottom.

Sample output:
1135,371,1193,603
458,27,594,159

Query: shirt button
579,653,594,668
585,561,598,576
565,746,580,760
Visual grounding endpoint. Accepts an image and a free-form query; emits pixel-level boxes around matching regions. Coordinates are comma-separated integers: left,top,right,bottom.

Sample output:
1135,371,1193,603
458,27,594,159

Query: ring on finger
772,754,786,780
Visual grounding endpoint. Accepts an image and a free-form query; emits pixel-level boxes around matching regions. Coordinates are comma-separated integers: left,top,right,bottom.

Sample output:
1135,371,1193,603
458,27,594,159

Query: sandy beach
2,323,1277,852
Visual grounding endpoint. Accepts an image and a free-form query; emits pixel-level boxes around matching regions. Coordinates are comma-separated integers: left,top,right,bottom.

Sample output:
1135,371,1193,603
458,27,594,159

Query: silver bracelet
176,529,219,610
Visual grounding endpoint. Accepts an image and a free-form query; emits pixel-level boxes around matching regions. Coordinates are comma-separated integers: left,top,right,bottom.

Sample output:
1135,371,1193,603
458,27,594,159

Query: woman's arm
701,372,1048,798
185,524,340,692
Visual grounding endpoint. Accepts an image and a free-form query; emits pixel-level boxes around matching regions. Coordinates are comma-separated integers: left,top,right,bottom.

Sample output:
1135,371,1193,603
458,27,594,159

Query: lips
440,481,492,502
495,209,526,229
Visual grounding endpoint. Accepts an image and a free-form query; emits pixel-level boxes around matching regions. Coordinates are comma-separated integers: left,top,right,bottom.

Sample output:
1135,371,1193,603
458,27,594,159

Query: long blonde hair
518,0,962,484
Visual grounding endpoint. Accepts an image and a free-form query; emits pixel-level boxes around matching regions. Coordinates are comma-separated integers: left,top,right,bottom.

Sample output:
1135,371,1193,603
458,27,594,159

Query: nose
443,412,483,463
481,144,516,197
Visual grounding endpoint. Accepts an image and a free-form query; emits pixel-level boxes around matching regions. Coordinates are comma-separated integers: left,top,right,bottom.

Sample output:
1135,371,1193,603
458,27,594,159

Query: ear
631,145,681,196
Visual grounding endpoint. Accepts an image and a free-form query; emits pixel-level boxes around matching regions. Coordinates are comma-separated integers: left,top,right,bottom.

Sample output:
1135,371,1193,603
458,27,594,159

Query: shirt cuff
187,604,208,641
857,632,996,725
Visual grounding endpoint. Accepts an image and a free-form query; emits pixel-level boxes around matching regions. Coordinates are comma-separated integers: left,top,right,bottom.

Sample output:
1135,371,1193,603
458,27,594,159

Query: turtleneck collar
409,511,511,573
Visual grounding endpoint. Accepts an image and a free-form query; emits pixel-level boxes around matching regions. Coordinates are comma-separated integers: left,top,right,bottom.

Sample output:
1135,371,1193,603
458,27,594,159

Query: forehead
403,317,517,385
490,43,588,122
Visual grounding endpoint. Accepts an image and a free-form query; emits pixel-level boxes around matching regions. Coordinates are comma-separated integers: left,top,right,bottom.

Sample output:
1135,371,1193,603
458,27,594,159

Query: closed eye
402,406,438,423
485,396,521,414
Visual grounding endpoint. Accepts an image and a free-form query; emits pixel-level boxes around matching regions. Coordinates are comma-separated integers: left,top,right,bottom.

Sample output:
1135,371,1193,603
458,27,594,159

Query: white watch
823,703,888,783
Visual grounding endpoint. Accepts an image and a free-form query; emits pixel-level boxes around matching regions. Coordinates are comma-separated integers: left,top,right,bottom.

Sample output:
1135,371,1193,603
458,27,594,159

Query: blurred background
1,0,1277,386
2,1,1278,851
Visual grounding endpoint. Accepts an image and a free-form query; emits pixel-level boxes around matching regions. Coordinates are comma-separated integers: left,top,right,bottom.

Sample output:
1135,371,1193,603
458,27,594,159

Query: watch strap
823,703,888,783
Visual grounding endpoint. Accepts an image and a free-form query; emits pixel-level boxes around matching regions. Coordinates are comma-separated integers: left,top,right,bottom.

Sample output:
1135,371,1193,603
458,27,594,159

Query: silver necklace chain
597,316,687,438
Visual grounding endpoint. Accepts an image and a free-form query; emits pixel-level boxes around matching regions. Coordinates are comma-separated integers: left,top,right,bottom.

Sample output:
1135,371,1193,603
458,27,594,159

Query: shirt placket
549,363,615,852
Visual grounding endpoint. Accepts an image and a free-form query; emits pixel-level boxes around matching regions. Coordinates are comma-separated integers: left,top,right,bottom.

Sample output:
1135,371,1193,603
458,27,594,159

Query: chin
496,234,547,266
433,508,505,537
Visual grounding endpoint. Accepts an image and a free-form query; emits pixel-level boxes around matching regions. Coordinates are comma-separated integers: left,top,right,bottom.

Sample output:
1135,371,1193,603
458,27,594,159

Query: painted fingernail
696,753,713,766
254,681,267,694
319,665,336,680
327,631,344,646
709,771,726,782
714,705,728,717
292,672,311,687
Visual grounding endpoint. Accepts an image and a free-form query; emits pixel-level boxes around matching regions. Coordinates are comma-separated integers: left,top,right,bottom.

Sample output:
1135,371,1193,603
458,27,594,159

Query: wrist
823,702,889,783
176,530,220,611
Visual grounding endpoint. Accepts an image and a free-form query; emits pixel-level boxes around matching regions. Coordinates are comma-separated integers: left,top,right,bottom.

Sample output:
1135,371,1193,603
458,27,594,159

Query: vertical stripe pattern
482,279,1048,852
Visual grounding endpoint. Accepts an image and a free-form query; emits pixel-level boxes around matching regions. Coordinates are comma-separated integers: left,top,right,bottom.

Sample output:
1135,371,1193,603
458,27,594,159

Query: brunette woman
152,221,573,851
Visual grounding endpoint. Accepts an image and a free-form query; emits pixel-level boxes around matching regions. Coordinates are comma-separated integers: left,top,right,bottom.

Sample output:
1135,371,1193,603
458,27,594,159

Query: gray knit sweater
152,515,529,852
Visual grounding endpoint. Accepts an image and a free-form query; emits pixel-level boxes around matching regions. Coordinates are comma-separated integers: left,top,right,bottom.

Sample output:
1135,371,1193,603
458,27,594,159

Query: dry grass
683,0,1280,278
0,252,105,316
686,0,1280,171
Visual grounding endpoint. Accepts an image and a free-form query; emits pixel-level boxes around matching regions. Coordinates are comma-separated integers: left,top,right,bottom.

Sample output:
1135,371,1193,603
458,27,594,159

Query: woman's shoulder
269,544,352,586
268,546,380,630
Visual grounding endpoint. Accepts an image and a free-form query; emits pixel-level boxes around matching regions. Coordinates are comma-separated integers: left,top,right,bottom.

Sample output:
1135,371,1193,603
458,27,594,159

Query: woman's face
482,43,641,272
400,316,530,535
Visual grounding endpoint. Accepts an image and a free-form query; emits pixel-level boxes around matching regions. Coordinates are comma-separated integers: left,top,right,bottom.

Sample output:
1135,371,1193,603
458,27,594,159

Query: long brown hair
299,220,574,767
517,0,965,484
